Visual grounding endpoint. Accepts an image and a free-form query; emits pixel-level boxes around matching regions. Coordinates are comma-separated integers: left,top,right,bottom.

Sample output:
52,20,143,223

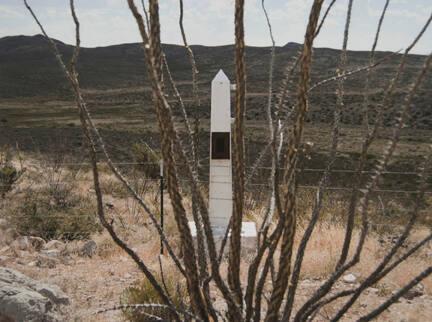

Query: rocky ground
0,234,139,321
0,162,431,321
0,230,431,321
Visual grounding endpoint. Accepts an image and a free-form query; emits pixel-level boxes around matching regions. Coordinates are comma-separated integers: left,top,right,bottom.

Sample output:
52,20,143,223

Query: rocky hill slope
0,35,430,129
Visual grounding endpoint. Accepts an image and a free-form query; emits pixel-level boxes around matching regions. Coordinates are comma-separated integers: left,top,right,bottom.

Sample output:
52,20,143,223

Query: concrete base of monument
188,221,257,256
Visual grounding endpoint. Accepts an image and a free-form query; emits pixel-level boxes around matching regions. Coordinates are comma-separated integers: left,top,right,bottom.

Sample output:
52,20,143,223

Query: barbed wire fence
2,160,431,236
4,160,431,192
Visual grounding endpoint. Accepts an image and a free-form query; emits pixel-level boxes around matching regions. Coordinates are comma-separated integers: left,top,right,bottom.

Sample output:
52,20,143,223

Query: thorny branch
24,1,182,320
22,0,432,321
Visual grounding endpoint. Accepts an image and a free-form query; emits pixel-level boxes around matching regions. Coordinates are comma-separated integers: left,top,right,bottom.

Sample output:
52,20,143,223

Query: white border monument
189,69,256,254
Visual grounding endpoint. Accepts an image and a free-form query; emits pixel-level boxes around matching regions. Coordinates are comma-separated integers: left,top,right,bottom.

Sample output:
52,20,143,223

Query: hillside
0,34,430,129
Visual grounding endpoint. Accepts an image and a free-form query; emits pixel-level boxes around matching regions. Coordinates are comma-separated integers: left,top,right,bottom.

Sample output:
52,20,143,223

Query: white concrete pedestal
188,221,257,256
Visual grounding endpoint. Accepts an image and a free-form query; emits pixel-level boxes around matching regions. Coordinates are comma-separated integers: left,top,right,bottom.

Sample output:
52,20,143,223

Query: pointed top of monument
212,69,229,83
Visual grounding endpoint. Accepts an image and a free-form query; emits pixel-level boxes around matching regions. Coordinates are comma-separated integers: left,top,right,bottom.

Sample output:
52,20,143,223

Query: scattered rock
11,236,30,251
0,255,10,265
35,285,69,305
0,267,69,322
343,273,357,284
28,236,46,251
301,279,312,285
44,240,66,252
81,240,97,258
360,302,367,308
416,283,424,292
368,287,379,294
62,257,74,266
19,250,33,258
36,255,59,269
402,284,424,300
40,249,61,258
124,273,132,279
0,246,10,254
378,235,409,248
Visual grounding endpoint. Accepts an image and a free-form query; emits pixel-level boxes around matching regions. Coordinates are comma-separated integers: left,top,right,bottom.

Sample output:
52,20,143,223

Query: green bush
133,143,161,179
8,184,101,241
120,271,188,321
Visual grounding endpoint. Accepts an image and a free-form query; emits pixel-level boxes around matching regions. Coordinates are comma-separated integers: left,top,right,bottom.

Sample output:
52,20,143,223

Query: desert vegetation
1,155,431,321
0,0,431,321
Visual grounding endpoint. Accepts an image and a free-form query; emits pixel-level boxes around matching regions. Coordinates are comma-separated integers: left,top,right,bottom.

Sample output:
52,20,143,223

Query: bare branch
228,0,246,312
127,1,239,317
69,0,80,74
361,0,390,130
358,267,432,322
309,51,399,92
314,0,337,38
265,1,325,320
95,303,202,321
176,0,209,296
140,0,150,31
179,0,201,174
334,0,355,268
329,142,432,320
23,1,180,320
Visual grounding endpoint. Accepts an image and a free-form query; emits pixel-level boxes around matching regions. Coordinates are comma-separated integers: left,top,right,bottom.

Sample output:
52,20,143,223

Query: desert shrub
0,146,25,198
133,143,161,179
7,184,101,240
96,234,118,258
120,270,188,321
100,177,129,198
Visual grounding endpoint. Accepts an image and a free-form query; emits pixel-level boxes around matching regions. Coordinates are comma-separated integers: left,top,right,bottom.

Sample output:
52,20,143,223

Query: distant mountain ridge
0,35,430,128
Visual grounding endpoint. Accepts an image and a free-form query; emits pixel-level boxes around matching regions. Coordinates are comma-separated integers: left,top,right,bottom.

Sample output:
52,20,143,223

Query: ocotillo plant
24,0,431,321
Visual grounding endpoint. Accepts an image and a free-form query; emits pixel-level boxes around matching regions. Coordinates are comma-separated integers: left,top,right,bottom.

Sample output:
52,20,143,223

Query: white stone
343,273,357,284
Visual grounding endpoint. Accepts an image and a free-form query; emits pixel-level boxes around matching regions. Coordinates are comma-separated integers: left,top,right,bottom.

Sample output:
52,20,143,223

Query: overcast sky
0,0,431,54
